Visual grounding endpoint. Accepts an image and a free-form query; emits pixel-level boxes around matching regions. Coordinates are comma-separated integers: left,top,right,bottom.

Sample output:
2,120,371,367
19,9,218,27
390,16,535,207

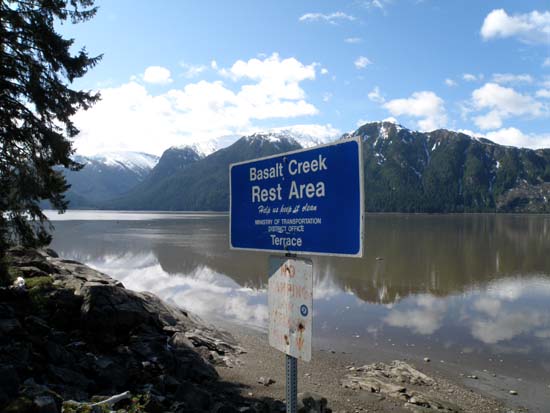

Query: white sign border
229,136,364,258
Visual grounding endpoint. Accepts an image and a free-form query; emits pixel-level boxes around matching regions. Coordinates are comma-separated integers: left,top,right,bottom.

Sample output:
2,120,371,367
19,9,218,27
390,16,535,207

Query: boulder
2,248,246,413
174,382,213,411
0,365,20,403
80,283,157,339
342,361,460,413
297,392,331,413
3,381,63,413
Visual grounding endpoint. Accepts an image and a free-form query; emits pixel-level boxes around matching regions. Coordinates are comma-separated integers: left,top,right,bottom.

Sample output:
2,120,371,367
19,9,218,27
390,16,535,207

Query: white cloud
544,57,550,67
224,53,316,86
368,86,385,103
473,297,501,318
88,252,269,328
492,73,534,85
320,68,329,75
142,65,173,85
485,127,550,149
383,91,447,131
385,295,447,335
536,89,550,98
361,0,390,10
211,60,218,70
471,83,544,130
445,78,457,87
322,92,332,102
299,12,355,24
471,309,548,344
344,37,362,43
463,73,482,82
179,61,207,78
72,54,321,155
457,128,482,138
354,56,372,69
481,9,550,44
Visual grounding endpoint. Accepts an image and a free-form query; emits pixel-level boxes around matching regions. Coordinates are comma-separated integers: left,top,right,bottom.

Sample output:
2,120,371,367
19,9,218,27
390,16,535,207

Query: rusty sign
268,256,313,362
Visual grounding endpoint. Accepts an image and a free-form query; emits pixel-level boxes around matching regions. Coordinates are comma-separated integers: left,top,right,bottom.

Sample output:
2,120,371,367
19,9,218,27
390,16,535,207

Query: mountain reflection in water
48,211,550,367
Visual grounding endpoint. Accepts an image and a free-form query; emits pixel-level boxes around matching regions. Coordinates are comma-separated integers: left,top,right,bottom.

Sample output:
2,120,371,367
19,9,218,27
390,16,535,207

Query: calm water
47,211,550,388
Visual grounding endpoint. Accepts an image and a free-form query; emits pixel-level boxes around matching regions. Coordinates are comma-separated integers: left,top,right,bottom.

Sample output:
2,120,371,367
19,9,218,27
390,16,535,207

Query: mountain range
59,152,159,208
60,122,550,213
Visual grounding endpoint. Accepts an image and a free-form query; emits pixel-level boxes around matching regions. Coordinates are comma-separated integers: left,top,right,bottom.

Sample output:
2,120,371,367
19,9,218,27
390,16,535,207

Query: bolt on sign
268,256,313,362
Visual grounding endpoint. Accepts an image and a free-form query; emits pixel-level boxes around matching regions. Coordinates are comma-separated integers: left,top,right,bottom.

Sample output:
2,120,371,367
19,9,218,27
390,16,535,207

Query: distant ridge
60,151,159,208
62,122,550,213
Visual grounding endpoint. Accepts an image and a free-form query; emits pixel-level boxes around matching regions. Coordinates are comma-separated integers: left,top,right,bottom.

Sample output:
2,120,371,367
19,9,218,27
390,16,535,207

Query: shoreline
0,247,540,412
214,320,523,413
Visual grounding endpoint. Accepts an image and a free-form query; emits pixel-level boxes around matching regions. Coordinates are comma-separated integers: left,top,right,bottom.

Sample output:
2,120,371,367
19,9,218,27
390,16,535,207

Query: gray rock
169,332,195,349
34,395,58,413
269,400,286,412
4,248,245,413
0,317,22,335
174,382,212,410
342,361,460,413
80,283,155,338
24,315,51,335
258,376,275,386
15,381,62,413
44,249,59,258
0,365,20,398
355,360,434,386
297,392,330,413
342,375,406,395
211,402,240,413
47,365,93,389
18,266,49,278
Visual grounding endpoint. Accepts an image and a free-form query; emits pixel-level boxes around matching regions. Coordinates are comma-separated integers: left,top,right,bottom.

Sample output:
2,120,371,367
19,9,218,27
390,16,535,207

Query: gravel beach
216,321,535,413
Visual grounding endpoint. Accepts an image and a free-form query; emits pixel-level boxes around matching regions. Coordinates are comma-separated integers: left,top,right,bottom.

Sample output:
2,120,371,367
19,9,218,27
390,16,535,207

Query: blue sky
60,0,550,155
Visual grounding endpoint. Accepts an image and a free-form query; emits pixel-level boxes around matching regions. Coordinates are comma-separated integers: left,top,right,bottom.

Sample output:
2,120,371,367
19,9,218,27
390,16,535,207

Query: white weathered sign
268,256,313,362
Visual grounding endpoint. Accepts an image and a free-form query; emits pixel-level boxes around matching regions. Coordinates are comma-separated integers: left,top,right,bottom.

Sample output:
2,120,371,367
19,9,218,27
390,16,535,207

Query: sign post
229,137,363,413
286,354,297,412
268,256,312,413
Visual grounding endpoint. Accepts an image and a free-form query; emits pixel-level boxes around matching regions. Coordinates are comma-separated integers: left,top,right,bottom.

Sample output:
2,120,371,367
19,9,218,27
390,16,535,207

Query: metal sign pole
285,251,298,413
286,354,297,413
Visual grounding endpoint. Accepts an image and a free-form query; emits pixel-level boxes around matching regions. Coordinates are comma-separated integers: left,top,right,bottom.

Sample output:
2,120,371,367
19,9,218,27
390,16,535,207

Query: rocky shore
1,248,516,413
0,247,278,413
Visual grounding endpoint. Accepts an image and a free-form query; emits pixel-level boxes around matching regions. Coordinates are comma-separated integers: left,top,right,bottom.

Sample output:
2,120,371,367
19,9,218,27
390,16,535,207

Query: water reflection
47,212,550,363
84,252,269,328
385,295,448,335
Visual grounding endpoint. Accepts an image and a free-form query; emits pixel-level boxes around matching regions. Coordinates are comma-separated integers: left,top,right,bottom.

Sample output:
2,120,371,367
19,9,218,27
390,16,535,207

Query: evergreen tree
0,0,101,281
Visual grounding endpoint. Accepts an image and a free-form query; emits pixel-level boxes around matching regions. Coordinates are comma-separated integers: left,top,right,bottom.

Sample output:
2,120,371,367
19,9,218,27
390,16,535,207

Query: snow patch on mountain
172,125,340,156
266,124,340,148
74,152,160,176
173,135,241,157
89,152,159,170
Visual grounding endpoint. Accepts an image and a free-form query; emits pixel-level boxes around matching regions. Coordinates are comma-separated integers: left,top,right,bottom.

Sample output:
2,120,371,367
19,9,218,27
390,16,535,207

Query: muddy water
48,211,550,410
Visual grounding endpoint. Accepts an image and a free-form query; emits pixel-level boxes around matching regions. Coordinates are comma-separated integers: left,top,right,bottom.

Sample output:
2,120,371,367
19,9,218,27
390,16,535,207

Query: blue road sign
230,137,363,257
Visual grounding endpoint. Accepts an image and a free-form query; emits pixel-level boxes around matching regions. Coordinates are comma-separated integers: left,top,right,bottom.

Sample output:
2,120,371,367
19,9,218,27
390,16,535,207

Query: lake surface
47,211,550,389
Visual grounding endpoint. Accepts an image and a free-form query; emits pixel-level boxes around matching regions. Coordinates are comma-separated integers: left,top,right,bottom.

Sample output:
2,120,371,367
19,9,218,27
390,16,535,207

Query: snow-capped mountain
266,124,340,148
77,151,159,177
60,151,159,208
172,135,241,157
170,125,340,157
106,130,303,211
